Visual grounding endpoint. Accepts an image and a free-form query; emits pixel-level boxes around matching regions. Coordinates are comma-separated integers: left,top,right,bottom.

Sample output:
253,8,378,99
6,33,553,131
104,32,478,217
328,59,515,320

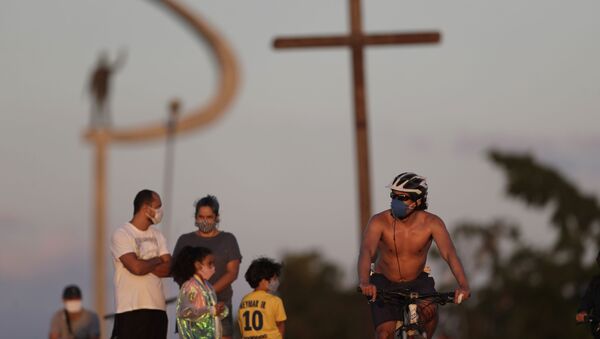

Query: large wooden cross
274,0,440,233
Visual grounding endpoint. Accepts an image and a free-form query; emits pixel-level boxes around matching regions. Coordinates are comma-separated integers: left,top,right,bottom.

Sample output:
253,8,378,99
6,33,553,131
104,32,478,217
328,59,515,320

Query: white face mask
64,300,82,313
198,265,216,281
268,277,280,293
147,207,163,225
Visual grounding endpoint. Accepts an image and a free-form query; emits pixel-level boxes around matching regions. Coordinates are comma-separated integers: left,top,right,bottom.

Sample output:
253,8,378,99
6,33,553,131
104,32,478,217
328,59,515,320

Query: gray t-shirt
173,230,242,303
49,309,100,339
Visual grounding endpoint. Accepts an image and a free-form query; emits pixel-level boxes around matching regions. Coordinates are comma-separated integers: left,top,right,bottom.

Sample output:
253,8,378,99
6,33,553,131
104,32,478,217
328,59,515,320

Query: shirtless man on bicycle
358,172,471,339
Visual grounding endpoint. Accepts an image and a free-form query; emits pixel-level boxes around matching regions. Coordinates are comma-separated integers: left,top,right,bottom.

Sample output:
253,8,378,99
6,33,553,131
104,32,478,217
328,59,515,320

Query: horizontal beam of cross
274,32,440,49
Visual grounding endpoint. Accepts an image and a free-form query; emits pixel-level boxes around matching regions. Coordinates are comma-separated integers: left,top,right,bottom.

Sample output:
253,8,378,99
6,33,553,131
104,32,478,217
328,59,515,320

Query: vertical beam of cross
274,0,440,233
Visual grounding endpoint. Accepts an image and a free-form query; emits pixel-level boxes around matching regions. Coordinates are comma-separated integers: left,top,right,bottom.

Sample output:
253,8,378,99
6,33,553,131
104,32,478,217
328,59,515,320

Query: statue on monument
88,50,127,128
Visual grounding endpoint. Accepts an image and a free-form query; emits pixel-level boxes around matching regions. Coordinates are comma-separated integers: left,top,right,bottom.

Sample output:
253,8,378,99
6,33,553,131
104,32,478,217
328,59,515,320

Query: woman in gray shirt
172,195,242,339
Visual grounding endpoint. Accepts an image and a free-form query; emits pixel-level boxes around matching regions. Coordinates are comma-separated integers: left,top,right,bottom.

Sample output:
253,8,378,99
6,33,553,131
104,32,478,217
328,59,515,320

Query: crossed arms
119,253,171,277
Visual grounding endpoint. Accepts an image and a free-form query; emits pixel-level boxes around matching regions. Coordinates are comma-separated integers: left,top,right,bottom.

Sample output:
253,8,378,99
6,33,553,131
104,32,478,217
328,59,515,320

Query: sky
1,0,599,337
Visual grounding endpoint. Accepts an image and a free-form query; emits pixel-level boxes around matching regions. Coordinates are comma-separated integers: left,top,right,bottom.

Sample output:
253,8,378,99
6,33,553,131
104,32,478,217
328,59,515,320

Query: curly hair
170,246,212,287
244,257,282,288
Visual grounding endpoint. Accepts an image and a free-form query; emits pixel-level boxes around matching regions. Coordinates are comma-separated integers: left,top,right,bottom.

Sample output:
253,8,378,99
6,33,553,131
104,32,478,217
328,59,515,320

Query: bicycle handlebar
356,286,456,304
582,314,600,324
579,315,600,334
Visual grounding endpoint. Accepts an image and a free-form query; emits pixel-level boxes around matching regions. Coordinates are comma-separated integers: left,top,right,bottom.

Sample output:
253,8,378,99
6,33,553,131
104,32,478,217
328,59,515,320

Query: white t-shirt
110,222,169,314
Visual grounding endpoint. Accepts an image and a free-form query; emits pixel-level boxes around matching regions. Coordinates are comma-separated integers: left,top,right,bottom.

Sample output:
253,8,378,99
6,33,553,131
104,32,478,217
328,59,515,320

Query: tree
436,150,600,338
278,251,374,339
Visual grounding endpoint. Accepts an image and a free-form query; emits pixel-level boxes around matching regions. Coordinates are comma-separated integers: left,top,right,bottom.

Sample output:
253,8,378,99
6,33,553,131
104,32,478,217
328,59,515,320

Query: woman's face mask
195,206,219,233
195,220,219,233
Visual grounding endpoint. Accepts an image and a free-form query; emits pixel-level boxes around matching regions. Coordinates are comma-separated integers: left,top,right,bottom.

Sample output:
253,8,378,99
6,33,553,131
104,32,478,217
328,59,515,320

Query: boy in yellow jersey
238,257,287,339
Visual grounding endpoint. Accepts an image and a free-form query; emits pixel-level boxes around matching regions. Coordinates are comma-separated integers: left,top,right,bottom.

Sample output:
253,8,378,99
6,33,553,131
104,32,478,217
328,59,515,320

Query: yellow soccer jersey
238,290,287,339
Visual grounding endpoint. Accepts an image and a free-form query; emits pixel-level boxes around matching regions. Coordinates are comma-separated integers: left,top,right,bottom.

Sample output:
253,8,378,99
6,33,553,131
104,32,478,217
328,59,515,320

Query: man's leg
419,302,438,338
376,321,397,339
408,273,438,338
112,309,167,339
370,274,400,339
111,310,143,339
146,310,168,339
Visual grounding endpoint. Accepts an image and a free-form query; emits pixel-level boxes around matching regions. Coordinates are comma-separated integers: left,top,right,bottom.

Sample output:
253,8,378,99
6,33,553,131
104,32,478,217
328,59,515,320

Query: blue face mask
391,199,410,219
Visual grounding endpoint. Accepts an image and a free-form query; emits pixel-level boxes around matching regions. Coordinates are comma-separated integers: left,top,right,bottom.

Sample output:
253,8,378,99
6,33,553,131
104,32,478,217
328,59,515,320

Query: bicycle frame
580,314,600,336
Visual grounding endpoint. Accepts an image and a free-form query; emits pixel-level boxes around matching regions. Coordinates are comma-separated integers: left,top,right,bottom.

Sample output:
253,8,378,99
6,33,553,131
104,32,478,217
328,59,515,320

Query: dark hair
194,195,220,216
133,189,157,215
245,257,282,288
62,285,82,299
170,246,213,287
413,194,428,211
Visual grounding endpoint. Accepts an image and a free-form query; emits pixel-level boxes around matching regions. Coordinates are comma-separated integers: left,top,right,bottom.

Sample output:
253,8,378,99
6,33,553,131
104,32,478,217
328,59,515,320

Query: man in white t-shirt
110,189,171,339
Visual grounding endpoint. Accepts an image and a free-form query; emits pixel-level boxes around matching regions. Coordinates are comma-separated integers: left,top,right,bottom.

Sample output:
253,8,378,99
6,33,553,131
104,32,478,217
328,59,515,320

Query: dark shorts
111,309,168,339
221,302,233,337
369,272,436,329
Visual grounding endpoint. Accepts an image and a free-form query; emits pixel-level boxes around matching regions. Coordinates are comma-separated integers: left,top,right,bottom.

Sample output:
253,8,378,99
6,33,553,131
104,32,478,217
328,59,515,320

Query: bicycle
578,314,600,338
358,286,458,339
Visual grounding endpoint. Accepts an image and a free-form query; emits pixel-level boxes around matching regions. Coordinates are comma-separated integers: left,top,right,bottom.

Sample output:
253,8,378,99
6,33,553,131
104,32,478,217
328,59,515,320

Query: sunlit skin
195,255,226,315
358,189,471,339
194,205,239,339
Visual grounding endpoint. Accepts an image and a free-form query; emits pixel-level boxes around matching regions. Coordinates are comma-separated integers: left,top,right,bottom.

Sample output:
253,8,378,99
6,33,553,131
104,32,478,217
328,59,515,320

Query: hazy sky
1,0,599,337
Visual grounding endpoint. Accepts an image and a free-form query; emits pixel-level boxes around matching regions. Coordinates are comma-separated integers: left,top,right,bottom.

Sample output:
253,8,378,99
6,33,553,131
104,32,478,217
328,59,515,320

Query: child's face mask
198,264,216,280
268,277,280,293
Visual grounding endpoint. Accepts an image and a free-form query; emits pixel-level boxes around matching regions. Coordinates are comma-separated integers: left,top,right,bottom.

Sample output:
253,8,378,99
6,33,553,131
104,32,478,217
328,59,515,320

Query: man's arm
358,216,382,299
277,321,285,337
430,215,471,303
151,254,172,278
577,279,595,322
119,252,162,276
212,259,240,294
